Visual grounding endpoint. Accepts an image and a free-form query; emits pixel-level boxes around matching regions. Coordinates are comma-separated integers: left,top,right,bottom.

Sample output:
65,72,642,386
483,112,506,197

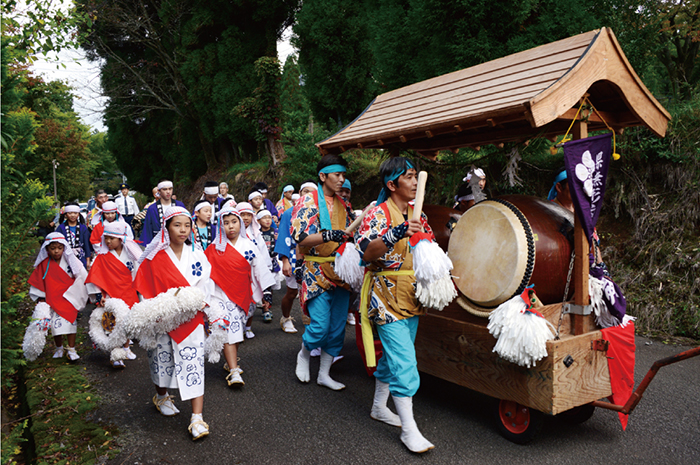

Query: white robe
29,256,86,336
146,246,213,401
209,237,275,344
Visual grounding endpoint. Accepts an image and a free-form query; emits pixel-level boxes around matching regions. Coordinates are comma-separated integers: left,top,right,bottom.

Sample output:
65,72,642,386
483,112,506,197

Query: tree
292,0,377,129
77,0,299,191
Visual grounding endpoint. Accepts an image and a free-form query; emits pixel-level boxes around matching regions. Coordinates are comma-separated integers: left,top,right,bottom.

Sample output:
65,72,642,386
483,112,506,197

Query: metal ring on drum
448,195,574,314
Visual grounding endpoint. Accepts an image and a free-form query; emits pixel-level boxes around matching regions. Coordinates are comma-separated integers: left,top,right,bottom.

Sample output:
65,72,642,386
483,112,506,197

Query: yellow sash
359,269,415,367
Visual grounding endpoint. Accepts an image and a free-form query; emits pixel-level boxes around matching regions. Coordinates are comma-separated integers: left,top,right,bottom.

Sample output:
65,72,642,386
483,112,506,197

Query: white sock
157,393,168,400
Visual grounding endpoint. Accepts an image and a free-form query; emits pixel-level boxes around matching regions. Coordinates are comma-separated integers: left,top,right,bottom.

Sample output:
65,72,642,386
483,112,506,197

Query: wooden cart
318,28,681,443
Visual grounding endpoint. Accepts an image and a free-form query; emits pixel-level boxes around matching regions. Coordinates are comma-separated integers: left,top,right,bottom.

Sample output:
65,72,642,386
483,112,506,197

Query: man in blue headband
548,167,574,213
291,154,355,391
356,156,435,453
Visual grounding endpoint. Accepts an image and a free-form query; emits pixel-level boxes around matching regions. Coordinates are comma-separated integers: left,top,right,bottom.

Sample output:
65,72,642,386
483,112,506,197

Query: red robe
86,252,139,308
133,251,204,343
28,258,79,323
90,222,104,246
205,244,253,315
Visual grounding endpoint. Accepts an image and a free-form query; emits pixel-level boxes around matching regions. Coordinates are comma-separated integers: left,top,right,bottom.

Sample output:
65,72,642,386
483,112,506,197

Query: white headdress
157,180,173,190
256,209,272,220
99,220,142,261
34,232,84,274
235,202,261,239
213,206,246,252
223,199,237,209
91,201,122,226
248,191,263,201
64,205,80,213
138,206,195,263
299,182,317,193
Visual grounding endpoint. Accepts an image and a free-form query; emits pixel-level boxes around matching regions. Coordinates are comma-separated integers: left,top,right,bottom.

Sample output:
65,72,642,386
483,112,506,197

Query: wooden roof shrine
316,28,671,157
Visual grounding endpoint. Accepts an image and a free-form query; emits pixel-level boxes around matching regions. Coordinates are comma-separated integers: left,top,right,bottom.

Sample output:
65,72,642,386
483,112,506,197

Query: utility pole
52,159,59,206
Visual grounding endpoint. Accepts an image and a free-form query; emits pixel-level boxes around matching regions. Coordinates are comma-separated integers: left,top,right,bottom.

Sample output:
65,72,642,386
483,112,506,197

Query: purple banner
562,133,613,243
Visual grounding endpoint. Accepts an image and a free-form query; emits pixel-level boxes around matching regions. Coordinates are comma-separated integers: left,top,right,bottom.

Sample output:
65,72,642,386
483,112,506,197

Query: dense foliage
77,0,300,191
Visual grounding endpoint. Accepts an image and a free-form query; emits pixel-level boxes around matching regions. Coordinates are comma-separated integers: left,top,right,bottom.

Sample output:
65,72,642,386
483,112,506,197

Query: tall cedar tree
78,0,298,192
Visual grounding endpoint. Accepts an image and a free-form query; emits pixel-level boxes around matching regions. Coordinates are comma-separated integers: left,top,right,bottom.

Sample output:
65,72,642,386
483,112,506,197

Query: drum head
448,199,534,307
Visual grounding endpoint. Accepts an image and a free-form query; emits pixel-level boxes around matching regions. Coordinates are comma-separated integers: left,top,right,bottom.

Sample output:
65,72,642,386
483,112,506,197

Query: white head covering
64,205,80,213
138,206,195,263
256,209,272,220
223,199,237,209
462,168,485,182
248,191,263,201
90,201,122,226
157,180,173,190
194,202,212,214
34,232,84,273
213,206,246,252
235,202,260,239
291,193,300,202
299,182,317,193
99,220,142,261
204,186,218,195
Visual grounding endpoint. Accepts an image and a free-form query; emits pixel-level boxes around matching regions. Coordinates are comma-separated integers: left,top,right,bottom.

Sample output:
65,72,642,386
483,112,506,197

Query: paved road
79,292,700,465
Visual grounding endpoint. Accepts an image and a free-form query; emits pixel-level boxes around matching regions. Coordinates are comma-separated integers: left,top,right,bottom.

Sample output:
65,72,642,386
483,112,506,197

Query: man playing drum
356,157,435,454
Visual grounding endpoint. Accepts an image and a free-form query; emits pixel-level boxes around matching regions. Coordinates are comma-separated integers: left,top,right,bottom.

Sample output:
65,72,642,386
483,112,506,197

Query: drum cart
318,28,699,443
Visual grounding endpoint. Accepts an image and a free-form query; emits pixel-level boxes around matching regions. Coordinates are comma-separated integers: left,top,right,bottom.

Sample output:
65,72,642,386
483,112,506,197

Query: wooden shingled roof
316,28,670,157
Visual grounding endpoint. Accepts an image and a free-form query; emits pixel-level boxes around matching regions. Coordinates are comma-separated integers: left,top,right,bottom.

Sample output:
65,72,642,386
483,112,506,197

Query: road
78,291,700,465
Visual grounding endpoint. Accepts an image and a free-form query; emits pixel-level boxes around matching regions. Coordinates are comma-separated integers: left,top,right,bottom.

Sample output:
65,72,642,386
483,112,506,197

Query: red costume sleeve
86,253,139,308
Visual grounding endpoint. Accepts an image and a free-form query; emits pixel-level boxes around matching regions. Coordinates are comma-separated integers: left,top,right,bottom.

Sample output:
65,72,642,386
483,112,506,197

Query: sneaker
112,360,125,368
347,313,356,325
262,311,273,323
280,316,298,333
189,415,209,440
66,347,80,361
245,329,255,339
153,394,180,416
124,347,137,360
53,347,64,358
310,348,321,357
226,367,245,386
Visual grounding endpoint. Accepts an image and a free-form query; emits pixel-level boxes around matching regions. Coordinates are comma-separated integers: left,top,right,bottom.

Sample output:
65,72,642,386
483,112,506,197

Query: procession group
27,154,440,453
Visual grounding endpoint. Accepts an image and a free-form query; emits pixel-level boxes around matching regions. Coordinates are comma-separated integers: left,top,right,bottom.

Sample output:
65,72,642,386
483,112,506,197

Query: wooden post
572,117,590,335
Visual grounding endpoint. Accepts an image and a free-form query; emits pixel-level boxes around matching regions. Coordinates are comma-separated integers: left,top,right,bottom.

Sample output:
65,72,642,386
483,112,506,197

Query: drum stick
344,203,373,235
412,171,428,221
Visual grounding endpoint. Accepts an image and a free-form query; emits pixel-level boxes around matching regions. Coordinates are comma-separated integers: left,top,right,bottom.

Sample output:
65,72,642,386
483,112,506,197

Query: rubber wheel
495,400,544,445
559,403,595,424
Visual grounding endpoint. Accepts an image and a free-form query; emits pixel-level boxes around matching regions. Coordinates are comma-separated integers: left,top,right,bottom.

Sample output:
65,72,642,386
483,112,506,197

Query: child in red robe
86,220,142,367
205,206,275,386
28,233,89,361
89,201,123,249
133,206,213,440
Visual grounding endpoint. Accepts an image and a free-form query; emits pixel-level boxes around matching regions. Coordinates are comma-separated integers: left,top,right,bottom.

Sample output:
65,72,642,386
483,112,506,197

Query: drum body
421,204,463,252
447,195,574,307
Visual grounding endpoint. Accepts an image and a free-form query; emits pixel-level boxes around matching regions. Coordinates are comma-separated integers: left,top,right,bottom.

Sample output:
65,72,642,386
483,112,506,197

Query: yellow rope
554,97,620,160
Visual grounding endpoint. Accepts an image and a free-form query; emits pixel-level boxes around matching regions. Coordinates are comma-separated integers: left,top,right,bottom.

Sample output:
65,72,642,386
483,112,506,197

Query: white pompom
22,302,52,361
123,287,205,349
334,244,364,292
488,295,555,368
89,298,131,353
416,274,457,310
412,240,453,284
202,304,229,363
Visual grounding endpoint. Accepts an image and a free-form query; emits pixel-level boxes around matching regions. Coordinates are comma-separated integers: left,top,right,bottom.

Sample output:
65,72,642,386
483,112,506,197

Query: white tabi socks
370,379,401,427
392,395,434,453
295,342,311,382
317,350,345,391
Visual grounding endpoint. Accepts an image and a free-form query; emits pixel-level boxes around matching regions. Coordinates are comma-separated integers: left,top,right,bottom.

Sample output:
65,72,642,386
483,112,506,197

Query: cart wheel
559,403,595,424
495,400,544,444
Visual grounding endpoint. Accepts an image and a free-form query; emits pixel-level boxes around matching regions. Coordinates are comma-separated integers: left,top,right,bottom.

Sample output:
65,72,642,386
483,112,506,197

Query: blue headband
317,164,347,230
376,160,415,204
342,179,351,190
283,185,294,193
548,170,567,201
318,164,347,175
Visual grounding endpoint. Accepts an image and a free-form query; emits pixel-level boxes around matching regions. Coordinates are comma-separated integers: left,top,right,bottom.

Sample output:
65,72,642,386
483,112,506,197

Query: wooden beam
572,117,590,336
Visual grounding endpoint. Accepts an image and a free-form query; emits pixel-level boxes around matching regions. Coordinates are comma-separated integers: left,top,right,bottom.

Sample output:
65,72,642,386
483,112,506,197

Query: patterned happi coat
291,191,354,312
356,198,434,325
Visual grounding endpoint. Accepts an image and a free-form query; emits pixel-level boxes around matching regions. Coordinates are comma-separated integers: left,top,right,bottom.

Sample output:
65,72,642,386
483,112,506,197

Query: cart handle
592,345,700,415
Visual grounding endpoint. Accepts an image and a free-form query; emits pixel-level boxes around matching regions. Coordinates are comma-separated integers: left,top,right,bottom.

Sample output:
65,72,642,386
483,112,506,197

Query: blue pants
374,316,420,397
303,287,350,357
